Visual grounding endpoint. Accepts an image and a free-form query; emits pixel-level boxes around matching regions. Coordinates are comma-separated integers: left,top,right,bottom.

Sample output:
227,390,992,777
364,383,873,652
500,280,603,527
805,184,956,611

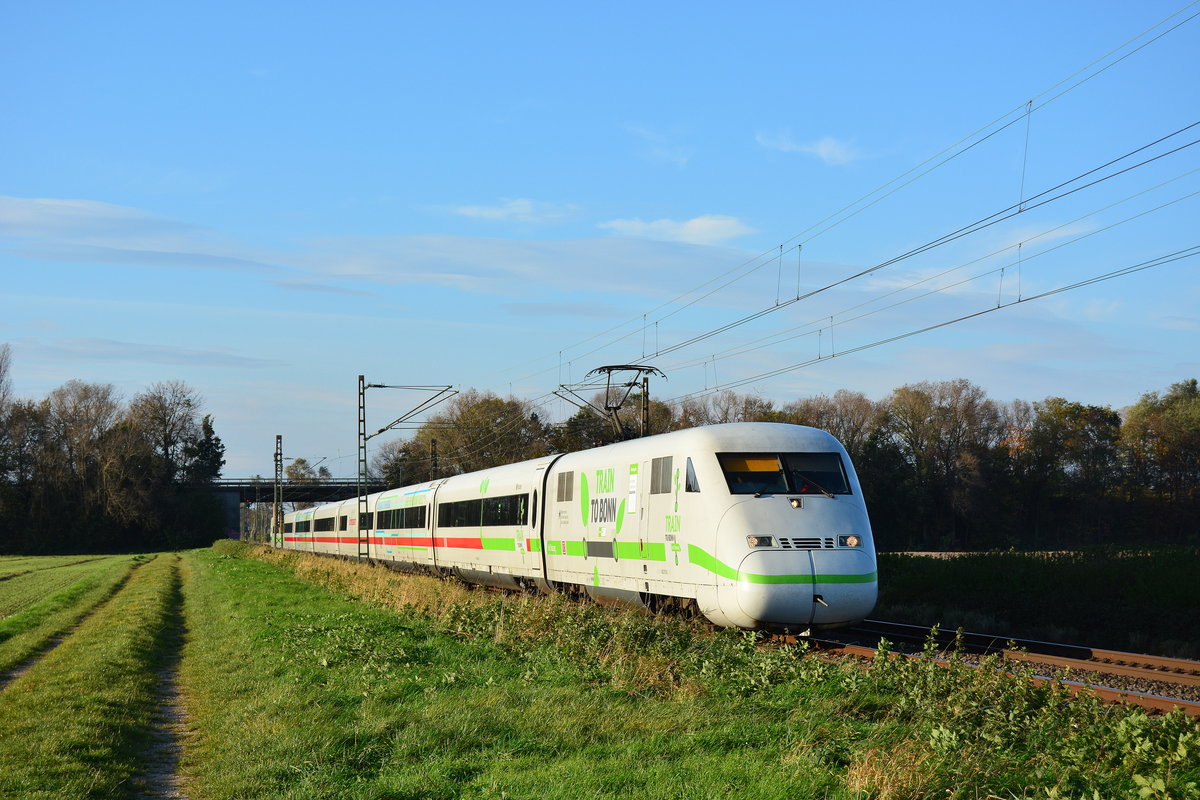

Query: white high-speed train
278,422,877,631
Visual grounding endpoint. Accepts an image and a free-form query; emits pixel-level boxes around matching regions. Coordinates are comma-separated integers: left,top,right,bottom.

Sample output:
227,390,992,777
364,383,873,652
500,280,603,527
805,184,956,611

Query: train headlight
838,535,862,547
789,498,802,509
746,535,777,548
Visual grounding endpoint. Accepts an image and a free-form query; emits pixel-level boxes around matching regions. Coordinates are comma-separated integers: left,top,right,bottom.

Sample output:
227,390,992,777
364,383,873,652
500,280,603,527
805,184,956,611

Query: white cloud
625,125,693,167
0,195,287,274
0,196,200,241
18,243,282,273
18,336,286,368
1078,299,1122,321
597,214,755,246
300,233,750,297
1154,314,1199,331
452,198,578,224
501,301,626,319
755,132,864,166
0,195,759,304
272,278,375,297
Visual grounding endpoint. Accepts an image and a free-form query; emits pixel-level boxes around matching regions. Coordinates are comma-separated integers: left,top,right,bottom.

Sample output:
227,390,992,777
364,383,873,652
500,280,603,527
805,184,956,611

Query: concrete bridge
197,478,387,505
190,478,389,539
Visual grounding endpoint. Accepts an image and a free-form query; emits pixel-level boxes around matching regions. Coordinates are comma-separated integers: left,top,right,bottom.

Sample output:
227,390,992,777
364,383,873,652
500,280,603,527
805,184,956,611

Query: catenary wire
487,5,1200,388
668,246,1200,401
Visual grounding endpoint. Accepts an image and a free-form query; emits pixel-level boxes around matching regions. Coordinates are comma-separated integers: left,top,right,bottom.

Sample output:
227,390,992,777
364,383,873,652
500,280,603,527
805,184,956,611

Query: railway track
805,618,1200,717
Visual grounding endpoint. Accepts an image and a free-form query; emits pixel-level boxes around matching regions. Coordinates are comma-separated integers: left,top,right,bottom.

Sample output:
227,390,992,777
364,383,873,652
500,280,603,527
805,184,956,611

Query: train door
641,454,675,568
429,481,443,574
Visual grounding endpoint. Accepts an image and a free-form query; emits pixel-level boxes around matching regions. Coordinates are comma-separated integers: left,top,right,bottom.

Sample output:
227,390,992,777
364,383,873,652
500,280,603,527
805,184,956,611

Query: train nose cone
734,552,814,627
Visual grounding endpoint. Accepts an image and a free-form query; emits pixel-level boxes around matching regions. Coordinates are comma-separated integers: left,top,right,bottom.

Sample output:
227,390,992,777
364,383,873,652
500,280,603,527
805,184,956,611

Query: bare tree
44,380,122,485
128,380,201,483
285,457,330,510
0,344,14,488
674,391,779,428
410,390,548,475
783,389,879,460
0,343,11,414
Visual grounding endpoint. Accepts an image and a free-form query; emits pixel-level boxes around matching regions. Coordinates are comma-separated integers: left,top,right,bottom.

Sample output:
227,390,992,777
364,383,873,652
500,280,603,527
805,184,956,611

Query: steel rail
853,619,1200,687
1001,649,1200,688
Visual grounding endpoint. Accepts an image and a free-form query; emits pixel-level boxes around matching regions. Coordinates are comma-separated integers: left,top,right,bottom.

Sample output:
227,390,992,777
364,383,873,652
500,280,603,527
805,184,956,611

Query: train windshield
717,452,851,496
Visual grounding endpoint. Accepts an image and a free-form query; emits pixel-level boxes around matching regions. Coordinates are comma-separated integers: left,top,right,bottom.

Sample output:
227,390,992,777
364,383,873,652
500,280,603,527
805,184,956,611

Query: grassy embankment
875,548,1200,657
0,553,180,798
0,554,143,674
174,541,1199,799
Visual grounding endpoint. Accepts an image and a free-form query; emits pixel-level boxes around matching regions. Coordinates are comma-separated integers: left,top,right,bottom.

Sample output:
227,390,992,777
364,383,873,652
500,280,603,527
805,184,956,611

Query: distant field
0,545,1195,799
0,554,108,579
874,548,1200,657
0,554,141,674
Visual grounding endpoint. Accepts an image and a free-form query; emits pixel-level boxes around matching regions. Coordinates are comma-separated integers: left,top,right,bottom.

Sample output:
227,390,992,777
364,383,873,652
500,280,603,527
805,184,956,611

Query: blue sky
2,1,1198,476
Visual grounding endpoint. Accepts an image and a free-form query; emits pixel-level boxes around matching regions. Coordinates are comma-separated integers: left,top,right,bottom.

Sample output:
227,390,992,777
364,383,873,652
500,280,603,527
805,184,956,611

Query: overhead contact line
669,245,1200,400
487,7,1200,390
660,183,1200,375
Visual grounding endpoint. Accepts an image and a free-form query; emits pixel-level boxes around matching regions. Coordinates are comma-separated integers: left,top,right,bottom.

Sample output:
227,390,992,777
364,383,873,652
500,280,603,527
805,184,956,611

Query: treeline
0,345,226,553
373,379,1200,550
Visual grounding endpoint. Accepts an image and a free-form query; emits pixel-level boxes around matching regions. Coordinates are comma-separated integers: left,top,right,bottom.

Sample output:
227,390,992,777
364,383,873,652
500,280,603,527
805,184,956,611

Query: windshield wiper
794,473,835,499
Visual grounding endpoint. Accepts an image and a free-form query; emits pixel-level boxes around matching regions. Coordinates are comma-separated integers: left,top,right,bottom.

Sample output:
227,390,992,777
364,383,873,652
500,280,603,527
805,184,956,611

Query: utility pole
356,376,457,561
641,375,651,437
273,435,283,547
357,375,369,559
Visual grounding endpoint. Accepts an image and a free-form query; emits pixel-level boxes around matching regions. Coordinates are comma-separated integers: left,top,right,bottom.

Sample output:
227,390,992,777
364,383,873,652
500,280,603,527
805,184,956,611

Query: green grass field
0,555,110,579
0,544,1196,799
0,554,179,798
0,554,142,674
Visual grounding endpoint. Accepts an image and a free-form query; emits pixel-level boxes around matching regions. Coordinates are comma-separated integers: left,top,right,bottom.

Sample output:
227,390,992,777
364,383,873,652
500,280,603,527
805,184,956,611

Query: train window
782,452,851,495
438,498,480,527
376,507,425,529
438,494,528,527
314,517,335,532
717,454,787,494
359,512,374,530
484,495,525,526
556,472,574,502
407,506,427,529
650,456,673,494
717,452,851,495
685,457,700,492
284,522,294,534
339,516,348,531
296,520,312,533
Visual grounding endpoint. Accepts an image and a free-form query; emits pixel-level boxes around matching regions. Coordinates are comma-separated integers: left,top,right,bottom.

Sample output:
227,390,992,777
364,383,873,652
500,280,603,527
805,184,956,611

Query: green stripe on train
613,541,667,561
481,537,517,551
545,540,666,561
478,537,543,553
687,545,877,585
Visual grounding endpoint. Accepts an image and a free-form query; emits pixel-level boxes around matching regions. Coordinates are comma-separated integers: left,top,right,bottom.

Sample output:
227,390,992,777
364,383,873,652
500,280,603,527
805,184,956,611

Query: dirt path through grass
0,553,184,798
132,562,189,800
